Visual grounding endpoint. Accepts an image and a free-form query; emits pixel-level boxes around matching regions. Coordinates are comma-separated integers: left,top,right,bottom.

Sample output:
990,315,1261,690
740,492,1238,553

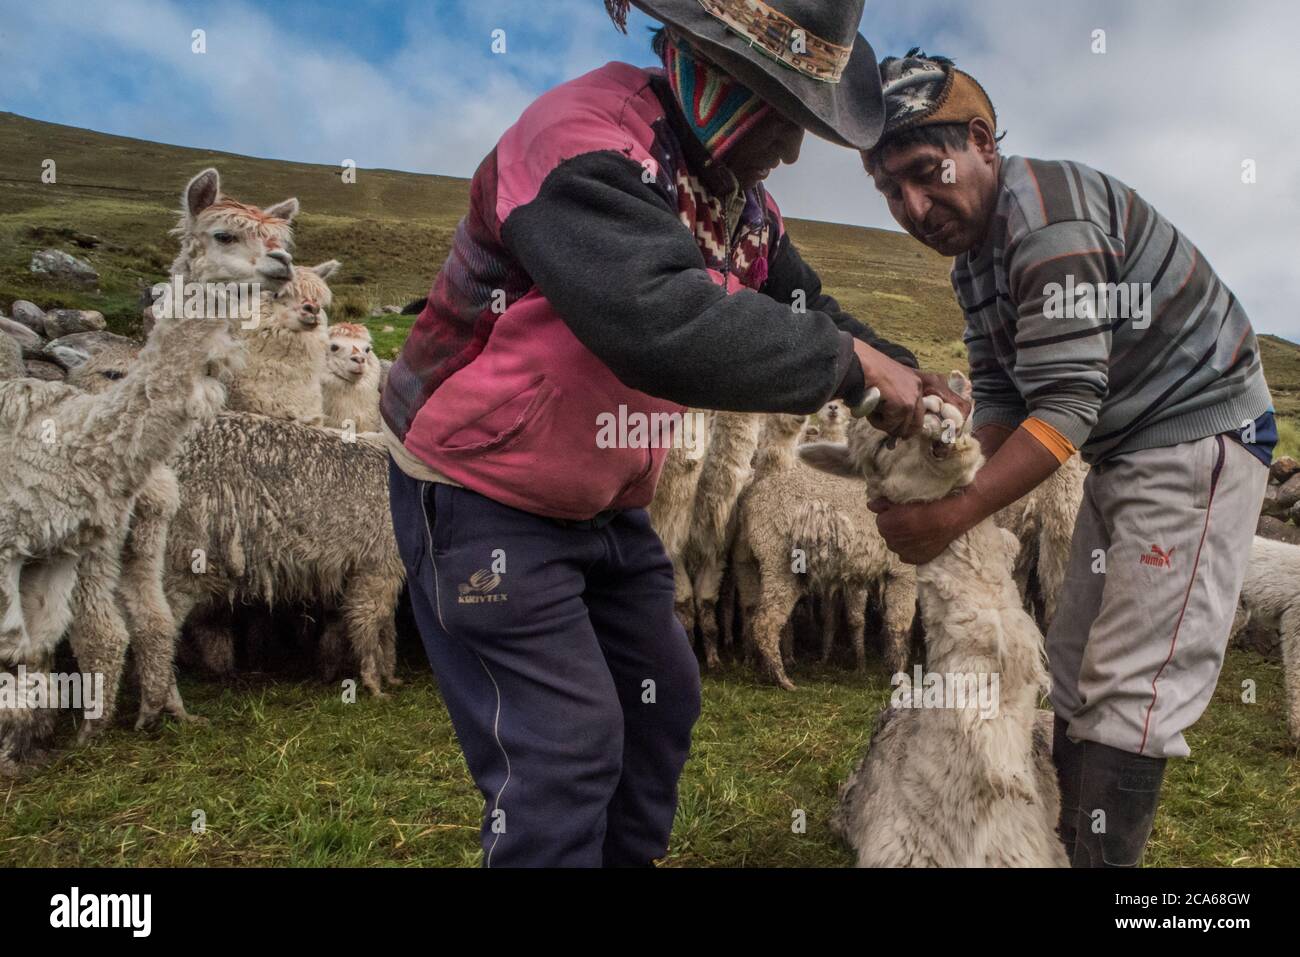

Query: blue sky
1,0,1296,338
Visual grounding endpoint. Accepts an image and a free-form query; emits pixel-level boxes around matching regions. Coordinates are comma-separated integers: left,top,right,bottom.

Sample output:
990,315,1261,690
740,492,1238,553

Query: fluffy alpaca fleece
156,414,404,696
996,453,1087,627
0,316,236,773
321,322,383,434
730,413,916,690
683,412,762,668
64,342,202,730
1230,536,1300,746
800,375,1068,867
225,261,340,425
648,409,714,634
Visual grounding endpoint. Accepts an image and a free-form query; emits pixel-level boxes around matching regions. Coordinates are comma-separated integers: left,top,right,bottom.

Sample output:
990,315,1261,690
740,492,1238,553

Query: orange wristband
1019,417,1076,465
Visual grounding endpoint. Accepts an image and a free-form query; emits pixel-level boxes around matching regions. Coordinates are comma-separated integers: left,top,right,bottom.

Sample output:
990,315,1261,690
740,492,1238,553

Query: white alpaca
226,261,340,425
1230,536,1300,747
801,374,1068,867
730,412,916,689
683,412,762,668
648,409,714,633
321,322,382,434
0,315,237,771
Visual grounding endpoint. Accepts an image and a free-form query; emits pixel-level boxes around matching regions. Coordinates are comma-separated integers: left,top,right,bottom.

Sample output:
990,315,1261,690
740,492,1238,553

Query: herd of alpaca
0,168,396,775
3,166,1295,867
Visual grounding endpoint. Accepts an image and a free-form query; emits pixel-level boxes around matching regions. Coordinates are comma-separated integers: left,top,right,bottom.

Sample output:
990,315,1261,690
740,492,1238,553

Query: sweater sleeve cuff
1020,417,1077,464
832,332,865,406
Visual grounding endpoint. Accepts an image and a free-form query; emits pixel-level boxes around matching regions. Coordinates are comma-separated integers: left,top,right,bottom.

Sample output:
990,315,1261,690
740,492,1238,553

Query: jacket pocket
439,376,559,455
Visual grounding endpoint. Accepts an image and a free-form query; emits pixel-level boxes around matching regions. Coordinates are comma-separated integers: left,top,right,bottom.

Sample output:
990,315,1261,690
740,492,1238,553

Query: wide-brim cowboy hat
611,0,884,150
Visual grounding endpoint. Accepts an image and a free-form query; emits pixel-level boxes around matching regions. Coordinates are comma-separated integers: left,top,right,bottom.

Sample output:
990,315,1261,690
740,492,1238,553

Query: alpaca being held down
800,373,1068,867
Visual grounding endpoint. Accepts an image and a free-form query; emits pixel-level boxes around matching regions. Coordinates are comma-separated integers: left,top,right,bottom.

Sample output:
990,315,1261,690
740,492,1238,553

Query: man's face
723,110,806,190
868,127,999,256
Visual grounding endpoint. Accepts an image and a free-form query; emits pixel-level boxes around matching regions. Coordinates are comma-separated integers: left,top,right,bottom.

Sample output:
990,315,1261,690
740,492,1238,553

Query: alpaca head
64,340,143,394
266,260,340,333
820,398,848,430
170,168,297,291
325,322,378,384
799,372,983,503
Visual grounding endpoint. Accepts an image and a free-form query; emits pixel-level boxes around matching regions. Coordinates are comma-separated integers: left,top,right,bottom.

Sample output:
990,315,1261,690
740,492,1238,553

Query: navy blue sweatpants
388,459,702,867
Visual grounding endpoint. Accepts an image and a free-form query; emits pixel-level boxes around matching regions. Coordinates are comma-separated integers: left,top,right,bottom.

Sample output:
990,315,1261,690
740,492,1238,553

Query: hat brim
631,1,884,150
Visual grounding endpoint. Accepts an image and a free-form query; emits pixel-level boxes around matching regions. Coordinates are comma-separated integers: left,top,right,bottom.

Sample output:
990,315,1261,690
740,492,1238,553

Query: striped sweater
957,155,1271,463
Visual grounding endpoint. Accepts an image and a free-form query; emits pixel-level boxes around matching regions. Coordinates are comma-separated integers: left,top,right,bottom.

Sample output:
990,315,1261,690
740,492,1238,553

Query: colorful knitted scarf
661,31,772,159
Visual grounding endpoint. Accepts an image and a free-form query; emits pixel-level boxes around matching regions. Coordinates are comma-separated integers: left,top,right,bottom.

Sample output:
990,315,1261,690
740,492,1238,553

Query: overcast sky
2,0,1296,338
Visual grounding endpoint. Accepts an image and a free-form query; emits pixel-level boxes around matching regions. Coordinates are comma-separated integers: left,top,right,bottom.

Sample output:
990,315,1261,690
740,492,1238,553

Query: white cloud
2,0,1295,338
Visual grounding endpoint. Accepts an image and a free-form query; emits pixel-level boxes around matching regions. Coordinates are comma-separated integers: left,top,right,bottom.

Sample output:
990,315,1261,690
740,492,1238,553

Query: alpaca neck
916,517,1046,696
76,323,226,494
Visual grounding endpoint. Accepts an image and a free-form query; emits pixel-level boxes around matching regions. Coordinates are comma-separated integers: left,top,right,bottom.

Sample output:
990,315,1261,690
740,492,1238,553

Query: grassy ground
1,111,1297,867
2,642,1295,867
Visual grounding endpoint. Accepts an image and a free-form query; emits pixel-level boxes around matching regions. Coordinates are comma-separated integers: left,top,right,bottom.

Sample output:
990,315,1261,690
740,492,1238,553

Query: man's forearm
956,424,1062,526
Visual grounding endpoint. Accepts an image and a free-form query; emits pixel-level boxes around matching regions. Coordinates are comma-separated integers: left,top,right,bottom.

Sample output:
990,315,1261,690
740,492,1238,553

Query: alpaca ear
185,168,221,218
798,441,858,478
948,370,973,402
262,197,300,222
311,259,341,280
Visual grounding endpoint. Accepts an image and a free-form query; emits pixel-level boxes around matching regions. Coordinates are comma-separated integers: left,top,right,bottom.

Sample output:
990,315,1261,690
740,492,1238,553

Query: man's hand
918,371,972,422
868,493,978,565
853,340,925,438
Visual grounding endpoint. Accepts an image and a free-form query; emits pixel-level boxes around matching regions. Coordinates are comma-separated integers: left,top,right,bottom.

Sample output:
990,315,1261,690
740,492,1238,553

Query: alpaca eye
213,232,236,245
364,347,372,354
101,370,125,380
330,345,339,352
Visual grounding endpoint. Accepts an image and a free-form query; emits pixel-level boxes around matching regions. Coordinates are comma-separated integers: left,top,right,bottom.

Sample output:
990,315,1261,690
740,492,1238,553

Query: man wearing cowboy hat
858,52,1272,866
381,1,963,867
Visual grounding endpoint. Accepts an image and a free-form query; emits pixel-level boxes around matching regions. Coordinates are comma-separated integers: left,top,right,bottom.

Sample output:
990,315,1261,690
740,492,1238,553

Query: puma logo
1139,544,1175,569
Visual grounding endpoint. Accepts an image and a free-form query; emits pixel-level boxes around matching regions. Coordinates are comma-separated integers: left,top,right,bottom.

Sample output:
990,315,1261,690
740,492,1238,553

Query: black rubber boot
1071,739,1167,868
1052,715,1085,860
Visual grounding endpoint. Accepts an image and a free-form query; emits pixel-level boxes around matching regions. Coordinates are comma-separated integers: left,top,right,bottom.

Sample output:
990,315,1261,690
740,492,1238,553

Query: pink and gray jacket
382,61,915,520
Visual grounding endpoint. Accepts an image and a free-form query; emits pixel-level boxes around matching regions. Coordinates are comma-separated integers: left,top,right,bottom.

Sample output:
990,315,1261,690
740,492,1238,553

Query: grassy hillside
1,112,1296,867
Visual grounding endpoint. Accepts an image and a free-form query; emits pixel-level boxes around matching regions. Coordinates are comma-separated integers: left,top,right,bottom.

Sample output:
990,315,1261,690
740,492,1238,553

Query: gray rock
1270,456,1300,484
381,305,402,315
30,248,99,287
10,300,47,333
1260,482,1288,518
46,330,138,355
1,317,43,350
1276,473,1300,511
23,359,66,381
1257,515,1300,546
41,308,106,338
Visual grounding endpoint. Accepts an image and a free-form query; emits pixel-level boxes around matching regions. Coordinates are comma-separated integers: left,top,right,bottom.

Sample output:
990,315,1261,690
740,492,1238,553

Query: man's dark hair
864,121,1005,172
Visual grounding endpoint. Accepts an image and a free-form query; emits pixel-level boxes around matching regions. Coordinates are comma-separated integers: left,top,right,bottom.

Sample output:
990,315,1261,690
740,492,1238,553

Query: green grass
2,645,1295,867
1,110,1297,867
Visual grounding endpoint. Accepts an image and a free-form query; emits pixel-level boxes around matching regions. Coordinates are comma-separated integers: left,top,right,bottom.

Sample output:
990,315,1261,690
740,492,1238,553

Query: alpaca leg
318,612,347,683
694,558,725,670
718,565,736,649
16,555,81,660
753,569,800,691
0,552,28,652
845,586,870,673
190,605,237,676
819,588,839,664
882,573,918,675
342,573,401,697
65,549,131,743
1279,605,1300,747
732,549,760,657
671,555,696,646
122,534,197,728
381,616,402,686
